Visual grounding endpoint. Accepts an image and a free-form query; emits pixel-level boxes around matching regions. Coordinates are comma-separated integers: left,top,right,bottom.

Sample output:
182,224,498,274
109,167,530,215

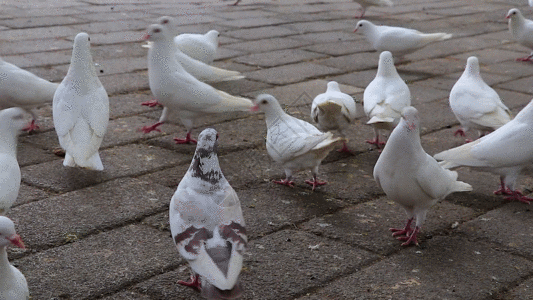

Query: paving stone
302,196,476,254
398,57,467,76
450,48,522,65
245,62,342,85
0,25,78,41
318,52,380,72
69,30,146,45
501,277,533,300
485,60,533,79
108,91,156,118
303,39,374,56
298,236,533,300
100,290,152,300
409,83,451,104
235,49,326,68
282,20,354,34
69,19,150,35
13,184,51,207
215,46,246,60
135,230,378,300
494,76,533,94
211,78,272,95
21,144,190,193
16,141,59,167
93,56,147,76
224,37,314,53
16,224,180,300
223,25,298,40
2,51,73,68
99,71,150,95
24,65,67,82
294,31,360,43
74,11,155,22
10,178,174,249
218,17,290,28
0,16,84,29
215,9,277,20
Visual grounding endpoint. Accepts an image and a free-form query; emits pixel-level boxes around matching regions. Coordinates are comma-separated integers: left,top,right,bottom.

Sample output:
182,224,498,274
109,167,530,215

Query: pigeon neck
388,119,423,155
65,47,100,90
0,130,18,157
376,61,399,78
149,39,186,73
509,16,524,36
0,246,11,279
188,148,226,191
264,103,287,127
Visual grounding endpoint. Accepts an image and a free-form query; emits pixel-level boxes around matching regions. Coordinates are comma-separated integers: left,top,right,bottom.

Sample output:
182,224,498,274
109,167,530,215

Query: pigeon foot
504,190,532,204
390,218,413,237
174,132,197,144
22,120,39,133
273,179,295,188
140,122,163,134
516,55,533,62
141,99,162,107
178,274,201,292
493,186,513,196
453,128,466,137
397,226,420,246
305,178,327,191
337,142,352,154
365,138,385,148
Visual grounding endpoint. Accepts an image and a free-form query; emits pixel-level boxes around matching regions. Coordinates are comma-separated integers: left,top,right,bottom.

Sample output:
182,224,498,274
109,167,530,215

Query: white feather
311,81,356,138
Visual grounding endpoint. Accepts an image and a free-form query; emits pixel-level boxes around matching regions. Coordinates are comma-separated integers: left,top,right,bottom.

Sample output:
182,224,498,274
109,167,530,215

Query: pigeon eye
162,19,169,24
216,133,219,140
154,28,161,33
261,100,268,105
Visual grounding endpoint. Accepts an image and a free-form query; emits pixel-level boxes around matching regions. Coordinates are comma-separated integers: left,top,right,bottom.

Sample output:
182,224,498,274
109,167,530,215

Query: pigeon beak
7,234,25,249
142,33,151,41
353,28,358,33
250,105,259,112
505,14,510,19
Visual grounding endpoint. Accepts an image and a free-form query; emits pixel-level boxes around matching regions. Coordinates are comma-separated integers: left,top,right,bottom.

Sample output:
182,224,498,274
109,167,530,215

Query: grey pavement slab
235,49,326,68
245,62,342,85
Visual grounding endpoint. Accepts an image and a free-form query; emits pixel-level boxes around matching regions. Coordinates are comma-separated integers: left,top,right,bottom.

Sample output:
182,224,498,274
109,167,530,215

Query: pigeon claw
22,120,40,133
141,99,162,107
305,179,328,191
396,227,420,246
365,138,385,149
503,190,532,204
140,122,163,134
273,179,295,188
493,186,513,196
453,128,466,137
174,132,197,144
516,55,533,62
337,142,352,154
178,274,201,292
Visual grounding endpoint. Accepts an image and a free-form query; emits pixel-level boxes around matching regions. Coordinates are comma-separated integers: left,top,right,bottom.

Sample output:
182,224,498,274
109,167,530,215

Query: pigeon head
464,56,480,76
401,106,420,132
354,20,373,33
206,30,220,44
145,24,172,42
251,94,283,113
0,107,31,135
71,32,94,66
326,81,341,92
188,128,224,186
157,16,179,35
376,51,397,76
0,216,25,249
506,8,522,20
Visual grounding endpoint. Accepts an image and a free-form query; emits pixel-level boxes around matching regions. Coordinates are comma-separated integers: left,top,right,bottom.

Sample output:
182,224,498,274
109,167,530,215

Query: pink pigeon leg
178,274,201,291
390,217,414,237
273,178,295,188
504,190,532,204
140,122,163,134
493,178,513,196
337,141,352,153
397,226,420,246
231,0,241,5
516,54,533,62
305,175,328,191
174,131,197,144
22,119,40,132
453,128,466,137
354,6,366,18
365,136,386,149
141,99,162,107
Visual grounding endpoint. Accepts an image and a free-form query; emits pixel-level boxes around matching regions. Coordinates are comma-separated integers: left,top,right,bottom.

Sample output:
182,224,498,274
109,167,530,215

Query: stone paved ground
2,0,533,299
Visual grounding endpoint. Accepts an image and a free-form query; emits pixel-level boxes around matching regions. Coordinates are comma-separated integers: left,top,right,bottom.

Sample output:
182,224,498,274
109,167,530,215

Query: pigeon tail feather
423,32,453,43
201,279,243,300
367,115,395,124
210,91,253,112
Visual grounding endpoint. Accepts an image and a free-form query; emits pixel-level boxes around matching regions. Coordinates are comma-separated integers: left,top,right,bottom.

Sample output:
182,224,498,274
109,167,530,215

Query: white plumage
449,56,511,140
0,216,29,300
506,8,533,61
434,99,533,204
364,51,411,149
53,32,109,171
353,0,393,18
354,20,453,59
170,128,246,300
0,108,29,215
374,107,472,246
311,81,356,153
0,57,59,132
142,24,252,144
253,94,344,191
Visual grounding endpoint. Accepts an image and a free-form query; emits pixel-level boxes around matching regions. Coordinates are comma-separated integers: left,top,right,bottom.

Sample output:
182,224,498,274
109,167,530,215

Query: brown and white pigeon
0,216,29,300
170,128,247,300
374,106,472,246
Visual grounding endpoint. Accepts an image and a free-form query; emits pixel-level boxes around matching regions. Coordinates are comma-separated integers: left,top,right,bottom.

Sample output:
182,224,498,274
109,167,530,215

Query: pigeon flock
1,4,533,299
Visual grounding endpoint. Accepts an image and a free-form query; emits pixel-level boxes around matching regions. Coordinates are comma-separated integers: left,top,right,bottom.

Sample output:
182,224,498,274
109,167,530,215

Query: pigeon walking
253,94,344,191
0,108,29,215
0,216,29,300
435,99,533,204
142,24,252,144
311,81,357,153
354,20,452,59
449,56,511,141
374,107,472,246
0,57,59,132
53,32,109,171
364,51,411,149
353,0,393,18
170,128,247,300
506,8,533,62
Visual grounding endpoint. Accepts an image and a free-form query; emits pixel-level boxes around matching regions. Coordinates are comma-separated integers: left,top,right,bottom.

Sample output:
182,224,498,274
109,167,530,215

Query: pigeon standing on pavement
353,0,393,18
354,20,453,59
53,32,109,171
170,128,247,300
449,56,511,141
311,81,357,153
506,8,533,61
364,51,411,149
0,57,59,132
374,106,472,246
435,99,533,204
253,94,344,191
0,108,29,215
0,216,29,300
142,24,252,144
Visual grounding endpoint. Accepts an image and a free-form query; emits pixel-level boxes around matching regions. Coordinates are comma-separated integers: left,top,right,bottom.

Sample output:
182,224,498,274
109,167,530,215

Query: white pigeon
0,216,29,300
435,99,533,204
363,51,411,149
311,81,357,153
142,24,252,144
253,94,344,191
53,32,109,171
0,57,59,132
530,0,533,7
374,106,472,246
353,0,393,18
143,17,219,65
170,128,246,300
354,20,453,59
506,8,533,61
0,108,29,215
449,56,512,141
